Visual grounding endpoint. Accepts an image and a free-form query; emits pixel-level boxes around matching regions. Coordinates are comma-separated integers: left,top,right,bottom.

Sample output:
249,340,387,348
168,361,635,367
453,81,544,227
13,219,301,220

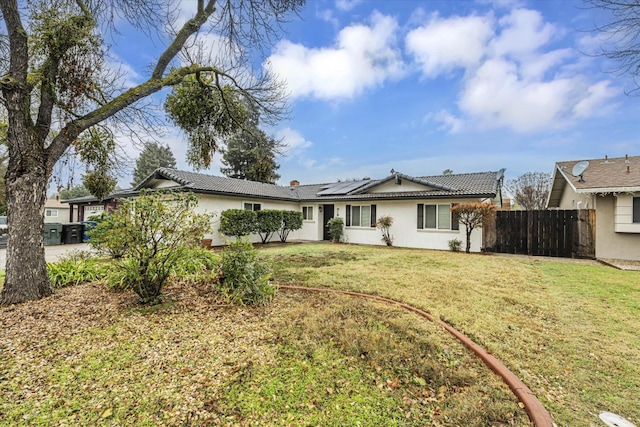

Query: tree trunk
0,161,51,305
466,227,473,254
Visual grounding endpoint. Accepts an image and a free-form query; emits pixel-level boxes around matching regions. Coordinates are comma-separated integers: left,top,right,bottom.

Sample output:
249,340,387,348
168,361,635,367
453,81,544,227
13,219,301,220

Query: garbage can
62,223,83,244
81,221,98,242
44,223,63,246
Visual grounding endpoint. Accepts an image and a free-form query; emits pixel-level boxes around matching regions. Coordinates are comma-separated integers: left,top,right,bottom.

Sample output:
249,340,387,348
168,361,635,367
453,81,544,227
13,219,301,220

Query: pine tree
220,109,285,184
131,143,177,187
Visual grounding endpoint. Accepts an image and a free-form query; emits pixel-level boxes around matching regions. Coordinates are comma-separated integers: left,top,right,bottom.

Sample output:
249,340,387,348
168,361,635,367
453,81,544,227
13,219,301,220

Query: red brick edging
279,285,556,427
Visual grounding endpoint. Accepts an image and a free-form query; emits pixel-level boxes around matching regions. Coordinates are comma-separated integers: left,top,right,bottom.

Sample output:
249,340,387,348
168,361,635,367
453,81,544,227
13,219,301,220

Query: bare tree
586,0,640,94
451,203,495,253
505,172,553,210
0,0,303,305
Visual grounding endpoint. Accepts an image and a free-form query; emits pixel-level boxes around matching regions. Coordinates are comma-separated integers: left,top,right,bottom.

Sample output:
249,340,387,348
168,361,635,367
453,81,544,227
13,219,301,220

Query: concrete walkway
0,243,92,270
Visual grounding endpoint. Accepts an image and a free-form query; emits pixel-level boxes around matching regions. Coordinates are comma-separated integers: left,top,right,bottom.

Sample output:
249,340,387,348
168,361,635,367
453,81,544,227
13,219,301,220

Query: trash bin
62,223,83,244
44,223,63,246
81,221,98,242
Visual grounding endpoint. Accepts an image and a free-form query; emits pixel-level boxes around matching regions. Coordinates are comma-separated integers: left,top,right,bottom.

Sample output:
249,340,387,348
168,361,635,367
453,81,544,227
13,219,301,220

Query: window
45,209,58,217
345,204,376,227
634,197,640,223
302,206,314,220
417,204,458,230
244,202,261,211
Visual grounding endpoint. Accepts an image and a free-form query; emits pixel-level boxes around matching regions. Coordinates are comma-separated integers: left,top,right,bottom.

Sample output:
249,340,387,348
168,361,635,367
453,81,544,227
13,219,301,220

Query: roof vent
625,154,630,163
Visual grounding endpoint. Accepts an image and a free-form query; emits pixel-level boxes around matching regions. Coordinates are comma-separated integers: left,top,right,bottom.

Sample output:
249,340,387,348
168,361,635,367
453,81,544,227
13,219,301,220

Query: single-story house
547,155,640,261
44,198,73,224
65,167,505,252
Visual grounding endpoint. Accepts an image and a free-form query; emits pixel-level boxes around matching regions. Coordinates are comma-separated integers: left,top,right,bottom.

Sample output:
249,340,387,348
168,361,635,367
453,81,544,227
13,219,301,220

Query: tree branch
151,0,217,80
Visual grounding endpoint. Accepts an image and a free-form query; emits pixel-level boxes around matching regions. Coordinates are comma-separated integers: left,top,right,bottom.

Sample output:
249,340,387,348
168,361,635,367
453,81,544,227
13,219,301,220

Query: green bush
47,257,111,288
171,246,219,284
219,209,258,237
101,190,213,304
218,238,274,305
256,210,283,243
327,217,344,243
88,211,129,258
448,238,462,252
279,210,303,242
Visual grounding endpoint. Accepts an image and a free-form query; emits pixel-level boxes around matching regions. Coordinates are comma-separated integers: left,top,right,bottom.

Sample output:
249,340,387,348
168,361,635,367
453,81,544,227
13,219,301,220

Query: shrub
88,211,129,258
256,210,283,243
451,202,496,253
102,190,213,304
219,209,258,237
218,238,274,305
327,217,344,243
171,246,219,285
47,257,111,288
448,238,462,252
376,215,394,246
278,210,303,242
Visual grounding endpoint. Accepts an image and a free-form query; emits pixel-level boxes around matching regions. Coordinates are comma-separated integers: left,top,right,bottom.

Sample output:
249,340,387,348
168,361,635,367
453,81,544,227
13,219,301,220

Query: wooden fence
482,209,595,258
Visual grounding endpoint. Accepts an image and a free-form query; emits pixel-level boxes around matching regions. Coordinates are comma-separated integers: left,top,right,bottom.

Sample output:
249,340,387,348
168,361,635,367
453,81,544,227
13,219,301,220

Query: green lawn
264,243,640,426
1,243,638,426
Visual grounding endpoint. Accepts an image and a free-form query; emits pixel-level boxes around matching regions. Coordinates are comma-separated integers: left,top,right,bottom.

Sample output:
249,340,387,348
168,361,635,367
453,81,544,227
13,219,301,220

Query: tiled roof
555,156,640,192
145,168,297,200
64,167,504,204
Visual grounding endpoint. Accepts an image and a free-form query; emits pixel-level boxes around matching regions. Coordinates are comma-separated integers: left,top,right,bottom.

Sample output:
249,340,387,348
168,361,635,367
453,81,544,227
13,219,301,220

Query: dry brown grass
266,243,640,426
0,272,529,426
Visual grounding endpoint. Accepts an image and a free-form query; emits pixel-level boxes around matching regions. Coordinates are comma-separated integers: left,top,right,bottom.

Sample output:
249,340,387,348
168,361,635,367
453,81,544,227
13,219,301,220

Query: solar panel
316,180,371,196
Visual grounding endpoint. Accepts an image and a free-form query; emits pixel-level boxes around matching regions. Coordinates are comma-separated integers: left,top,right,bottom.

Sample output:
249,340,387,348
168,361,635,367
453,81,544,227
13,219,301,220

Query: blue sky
111,0,639,187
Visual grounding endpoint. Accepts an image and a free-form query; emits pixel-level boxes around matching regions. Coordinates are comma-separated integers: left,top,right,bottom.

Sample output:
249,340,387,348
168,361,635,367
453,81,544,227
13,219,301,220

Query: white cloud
268,12,405,100
406,7,620,133
572,80,619,118
406,14,494,77
335,0,363,12
459,58,578,132
276,127,313,158
426,110,464,133
489,9,556,58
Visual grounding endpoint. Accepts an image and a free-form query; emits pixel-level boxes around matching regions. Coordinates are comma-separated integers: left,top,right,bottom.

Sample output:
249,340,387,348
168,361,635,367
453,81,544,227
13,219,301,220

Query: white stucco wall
194,194,302,245
190,193,485,251
327,199,482,251
559,186,594,210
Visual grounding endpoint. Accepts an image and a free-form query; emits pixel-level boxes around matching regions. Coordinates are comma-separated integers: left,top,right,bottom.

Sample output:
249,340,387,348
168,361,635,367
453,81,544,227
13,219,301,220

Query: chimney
290,180,300,187
502,198,511,211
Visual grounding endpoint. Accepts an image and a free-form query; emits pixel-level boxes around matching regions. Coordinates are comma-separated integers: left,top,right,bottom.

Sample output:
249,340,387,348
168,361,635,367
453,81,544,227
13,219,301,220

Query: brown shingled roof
556,155,640,192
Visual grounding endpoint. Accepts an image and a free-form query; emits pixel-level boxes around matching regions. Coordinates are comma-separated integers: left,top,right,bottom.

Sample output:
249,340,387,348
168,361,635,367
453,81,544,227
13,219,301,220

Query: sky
108,0,639,188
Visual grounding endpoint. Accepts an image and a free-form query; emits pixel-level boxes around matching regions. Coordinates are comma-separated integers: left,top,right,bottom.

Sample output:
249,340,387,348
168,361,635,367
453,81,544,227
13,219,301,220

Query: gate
482,209,595,258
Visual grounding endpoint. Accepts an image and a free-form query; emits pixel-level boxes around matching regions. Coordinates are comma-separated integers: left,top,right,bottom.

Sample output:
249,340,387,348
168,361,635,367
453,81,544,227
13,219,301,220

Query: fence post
482,210,497,252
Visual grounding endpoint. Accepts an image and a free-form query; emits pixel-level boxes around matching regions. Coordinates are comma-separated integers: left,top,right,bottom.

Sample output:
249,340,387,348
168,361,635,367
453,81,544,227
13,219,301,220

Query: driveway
0,243,92,270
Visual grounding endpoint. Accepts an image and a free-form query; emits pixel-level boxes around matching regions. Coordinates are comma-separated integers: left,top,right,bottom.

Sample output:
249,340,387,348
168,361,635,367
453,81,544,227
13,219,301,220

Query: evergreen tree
220,109,285,184
131,143,177,187
59,185,92,200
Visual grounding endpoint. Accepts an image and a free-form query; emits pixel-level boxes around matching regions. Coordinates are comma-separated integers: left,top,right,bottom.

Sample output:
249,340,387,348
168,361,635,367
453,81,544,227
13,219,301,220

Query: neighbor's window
243,202,261,211
302,206,314,220
633,197,640,223
345,204,376,227
45,209,58,217
417,204,458,230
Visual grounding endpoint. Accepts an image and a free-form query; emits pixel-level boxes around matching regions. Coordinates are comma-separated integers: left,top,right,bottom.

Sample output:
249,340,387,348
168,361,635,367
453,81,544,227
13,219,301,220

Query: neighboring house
64,167,505,252
547,155,640,261
44,198,72,224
